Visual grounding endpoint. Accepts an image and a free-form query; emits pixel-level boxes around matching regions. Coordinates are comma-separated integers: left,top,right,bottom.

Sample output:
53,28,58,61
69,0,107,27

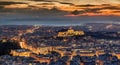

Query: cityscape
0,0,120,65
0,23,120,65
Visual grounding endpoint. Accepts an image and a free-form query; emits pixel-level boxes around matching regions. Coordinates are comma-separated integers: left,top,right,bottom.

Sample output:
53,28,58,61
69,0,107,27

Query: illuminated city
0,0,120,65
0,23,120,65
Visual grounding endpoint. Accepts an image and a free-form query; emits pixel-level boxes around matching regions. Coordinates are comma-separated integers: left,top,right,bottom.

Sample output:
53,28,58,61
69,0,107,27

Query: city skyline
0,1,120,65
0,24,120,65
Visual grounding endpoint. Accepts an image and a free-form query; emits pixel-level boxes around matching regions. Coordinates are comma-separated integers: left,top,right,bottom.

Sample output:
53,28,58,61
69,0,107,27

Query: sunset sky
0,0,120,16
1,0,120,5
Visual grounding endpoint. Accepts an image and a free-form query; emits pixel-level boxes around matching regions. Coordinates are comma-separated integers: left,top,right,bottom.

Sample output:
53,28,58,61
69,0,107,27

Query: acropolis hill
57,28,85,37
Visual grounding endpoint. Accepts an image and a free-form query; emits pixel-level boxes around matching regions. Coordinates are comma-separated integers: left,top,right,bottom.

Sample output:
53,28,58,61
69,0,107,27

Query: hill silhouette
0,40,21,56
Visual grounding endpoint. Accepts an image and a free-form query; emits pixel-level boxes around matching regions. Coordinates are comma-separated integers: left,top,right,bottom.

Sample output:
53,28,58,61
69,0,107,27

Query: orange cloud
65,12,120,17
4,4,28,8
1,1,120,17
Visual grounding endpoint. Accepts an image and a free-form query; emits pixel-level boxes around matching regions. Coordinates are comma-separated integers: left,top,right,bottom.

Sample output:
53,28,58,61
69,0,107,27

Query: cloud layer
0,0,120,16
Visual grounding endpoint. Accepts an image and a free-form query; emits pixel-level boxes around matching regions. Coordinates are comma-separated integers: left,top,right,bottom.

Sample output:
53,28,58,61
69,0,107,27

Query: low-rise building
10,49,31,57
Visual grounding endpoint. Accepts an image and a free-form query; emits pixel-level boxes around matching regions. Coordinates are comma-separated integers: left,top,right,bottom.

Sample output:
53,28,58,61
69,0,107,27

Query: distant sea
0,16,120,26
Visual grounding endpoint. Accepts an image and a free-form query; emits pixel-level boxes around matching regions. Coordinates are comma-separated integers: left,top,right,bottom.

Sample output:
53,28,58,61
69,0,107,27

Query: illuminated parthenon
58,28,85,37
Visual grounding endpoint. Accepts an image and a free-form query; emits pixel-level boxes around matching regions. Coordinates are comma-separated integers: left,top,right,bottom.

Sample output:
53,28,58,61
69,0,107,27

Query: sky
0,0,120,16
1,0,120,5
